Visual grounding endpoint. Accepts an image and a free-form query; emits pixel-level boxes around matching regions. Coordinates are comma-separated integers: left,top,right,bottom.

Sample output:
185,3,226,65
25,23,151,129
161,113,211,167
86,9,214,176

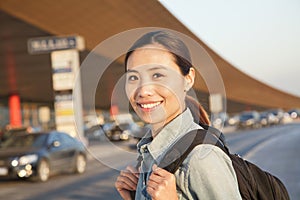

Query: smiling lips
137,101,162,111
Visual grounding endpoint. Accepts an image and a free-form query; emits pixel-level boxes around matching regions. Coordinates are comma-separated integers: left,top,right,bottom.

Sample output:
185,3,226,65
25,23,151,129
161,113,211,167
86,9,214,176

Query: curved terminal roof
1,0,299,111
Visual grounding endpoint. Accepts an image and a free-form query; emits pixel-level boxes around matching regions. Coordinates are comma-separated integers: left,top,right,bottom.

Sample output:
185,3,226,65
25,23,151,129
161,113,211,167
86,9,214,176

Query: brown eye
153,73,164,79
128,75,138,81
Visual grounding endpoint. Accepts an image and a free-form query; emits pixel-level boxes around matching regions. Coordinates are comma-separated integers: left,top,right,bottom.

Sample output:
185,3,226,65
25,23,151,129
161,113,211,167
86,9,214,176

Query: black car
238,111,261,129
0,131,87,182
0,126,29,143
105,122,147,141
105,124,130,141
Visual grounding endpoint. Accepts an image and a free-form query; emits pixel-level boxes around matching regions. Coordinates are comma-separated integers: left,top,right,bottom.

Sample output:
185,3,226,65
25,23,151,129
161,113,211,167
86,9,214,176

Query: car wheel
36,159,50,182
73,154,86,174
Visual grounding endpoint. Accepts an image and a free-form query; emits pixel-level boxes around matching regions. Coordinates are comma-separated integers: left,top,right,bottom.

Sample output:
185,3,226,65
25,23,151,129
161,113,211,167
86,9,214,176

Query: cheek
160,80,186,99
125,84,141,111
158,85,186,108
170,90,185,106
125,83,136,101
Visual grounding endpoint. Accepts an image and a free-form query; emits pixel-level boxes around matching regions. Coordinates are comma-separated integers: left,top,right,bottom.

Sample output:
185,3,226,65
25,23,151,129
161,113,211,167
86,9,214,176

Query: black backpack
158,125,290,200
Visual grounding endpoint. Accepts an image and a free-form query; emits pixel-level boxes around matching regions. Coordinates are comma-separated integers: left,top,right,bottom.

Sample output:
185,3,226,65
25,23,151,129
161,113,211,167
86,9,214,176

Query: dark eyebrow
126,69,138,73
147,65,168,71
126,65,168,73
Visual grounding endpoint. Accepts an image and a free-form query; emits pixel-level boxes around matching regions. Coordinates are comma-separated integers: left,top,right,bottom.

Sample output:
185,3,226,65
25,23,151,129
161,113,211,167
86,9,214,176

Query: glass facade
0,99,55,132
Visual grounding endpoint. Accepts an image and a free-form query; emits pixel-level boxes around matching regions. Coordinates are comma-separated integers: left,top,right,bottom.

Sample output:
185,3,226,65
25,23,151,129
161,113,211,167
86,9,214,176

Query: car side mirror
52,140,61,148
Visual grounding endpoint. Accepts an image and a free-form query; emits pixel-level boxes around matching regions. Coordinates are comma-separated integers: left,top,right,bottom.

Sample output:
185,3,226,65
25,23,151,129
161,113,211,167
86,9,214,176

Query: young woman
115,30,242,200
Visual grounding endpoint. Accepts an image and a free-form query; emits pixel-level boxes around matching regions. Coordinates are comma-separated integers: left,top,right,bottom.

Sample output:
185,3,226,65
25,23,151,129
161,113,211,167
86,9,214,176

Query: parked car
238,111,261,129
259,111,269,127
259,111,277,127
84,124,106,141
105,123,131,141
266,109,285,124
104,122,147,141
212,112,229,129
0,131,87,182
0,126,28,143
227,114,240,127
288,109,300,120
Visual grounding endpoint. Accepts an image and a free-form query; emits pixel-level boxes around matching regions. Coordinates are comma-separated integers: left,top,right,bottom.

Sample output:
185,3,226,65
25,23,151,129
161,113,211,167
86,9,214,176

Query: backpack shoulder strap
160,127,228,173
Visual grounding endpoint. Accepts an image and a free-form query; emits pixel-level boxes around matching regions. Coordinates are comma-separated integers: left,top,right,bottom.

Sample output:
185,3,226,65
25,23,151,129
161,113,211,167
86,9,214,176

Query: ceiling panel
0,1,299,110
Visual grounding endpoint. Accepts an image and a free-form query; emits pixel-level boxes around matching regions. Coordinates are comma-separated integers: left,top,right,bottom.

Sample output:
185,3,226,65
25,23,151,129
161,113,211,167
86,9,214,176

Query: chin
134,106,169,125
140,115,167,126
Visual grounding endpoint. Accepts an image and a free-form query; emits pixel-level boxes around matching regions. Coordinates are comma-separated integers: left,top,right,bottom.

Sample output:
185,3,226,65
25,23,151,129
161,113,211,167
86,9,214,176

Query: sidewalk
85,138,138,161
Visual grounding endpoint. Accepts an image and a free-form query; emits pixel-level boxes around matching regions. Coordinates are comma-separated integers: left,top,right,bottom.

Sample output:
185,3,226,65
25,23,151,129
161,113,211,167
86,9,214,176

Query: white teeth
140,102,161,109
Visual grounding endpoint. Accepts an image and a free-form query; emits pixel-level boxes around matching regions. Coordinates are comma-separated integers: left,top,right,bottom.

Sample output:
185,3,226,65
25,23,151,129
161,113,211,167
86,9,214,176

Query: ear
184,67,195,90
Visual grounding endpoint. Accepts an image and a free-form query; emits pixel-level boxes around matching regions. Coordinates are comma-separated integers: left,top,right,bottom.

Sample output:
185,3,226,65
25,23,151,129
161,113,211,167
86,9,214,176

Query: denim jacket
135,109,242,200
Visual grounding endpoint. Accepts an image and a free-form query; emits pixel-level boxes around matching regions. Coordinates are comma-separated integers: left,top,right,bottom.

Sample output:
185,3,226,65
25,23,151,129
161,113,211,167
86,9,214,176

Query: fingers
147,185,159,200
115,165,139,192
114,185,132,200
126,165,140,177
147,177,177,200
146,164,177,199
151,164,174,179
115,174,136,191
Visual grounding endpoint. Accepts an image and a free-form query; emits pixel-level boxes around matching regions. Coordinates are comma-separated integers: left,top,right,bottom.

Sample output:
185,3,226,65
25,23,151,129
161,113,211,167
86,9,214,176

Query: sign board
54,92,76,137
51,49,83,139
28,35,85,54
27,35,85,141
51,50,79,91
54,92,75,124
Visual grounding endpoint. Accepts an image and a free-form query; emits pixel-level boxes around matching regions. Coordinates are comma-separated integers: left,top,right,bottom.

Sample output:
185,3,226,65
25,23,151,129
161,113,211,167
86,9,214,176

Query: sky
160,0,300,97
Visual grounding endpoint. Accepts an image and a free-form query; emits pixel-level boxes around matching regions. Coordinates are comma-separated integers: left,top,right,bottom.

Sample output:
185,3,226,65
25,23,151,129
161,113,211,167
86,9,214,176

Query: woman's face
126,44,194,128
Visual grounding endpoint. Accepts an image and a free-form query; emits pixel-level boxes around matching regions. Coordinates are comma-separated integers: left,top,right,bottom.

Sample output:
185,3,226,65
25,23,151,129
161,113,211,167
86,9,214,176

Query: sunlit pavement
84,138,139,172
226,122,300,200
1,123,299,200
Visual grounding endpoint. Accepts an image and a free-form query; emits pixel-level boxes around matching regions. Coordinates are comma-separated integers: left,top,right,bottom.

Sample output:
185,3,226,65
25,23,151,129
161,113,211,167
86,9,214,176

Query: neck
151,123,163,138
150,106,187,138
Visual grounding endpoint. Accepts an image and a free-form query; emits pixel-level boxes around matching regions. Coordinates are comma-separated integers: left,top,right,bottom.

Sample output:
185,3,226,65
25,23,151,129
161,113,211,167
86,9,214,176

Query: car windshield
240,113,255,120
0,134,48,149
260,112,268,118
268,109,282,115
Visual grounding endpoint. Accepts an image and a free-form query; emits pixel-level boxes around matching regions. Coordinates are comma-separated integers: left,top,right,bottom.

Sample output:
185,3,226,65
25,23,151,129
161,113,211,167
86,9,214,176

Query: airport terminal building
1,0,300,133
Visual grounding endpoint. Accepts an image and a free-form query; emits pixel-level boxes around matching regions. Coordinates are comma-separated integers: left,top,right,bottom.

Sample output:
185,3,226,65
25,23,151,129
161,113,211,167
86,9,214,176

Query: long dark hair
125,30,210,125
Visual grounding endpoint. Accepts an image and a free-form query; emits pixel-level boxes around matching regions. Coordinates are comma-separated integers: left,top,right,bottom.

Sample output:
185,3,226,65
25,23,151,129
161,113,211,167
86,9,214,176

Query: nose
136,83,154,98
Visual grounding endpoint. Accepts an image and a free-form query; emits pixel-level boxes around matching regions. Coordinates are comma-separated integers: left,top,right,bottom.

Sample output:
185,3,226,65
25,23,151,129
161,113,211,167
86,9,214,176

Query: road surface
0,123,299,199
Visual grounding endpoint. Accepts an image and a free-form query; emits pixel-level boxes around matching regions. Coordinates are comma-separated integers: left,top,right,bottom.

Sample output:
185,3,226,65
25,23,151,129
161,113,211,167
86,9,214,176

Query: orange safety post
9,94,22,127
